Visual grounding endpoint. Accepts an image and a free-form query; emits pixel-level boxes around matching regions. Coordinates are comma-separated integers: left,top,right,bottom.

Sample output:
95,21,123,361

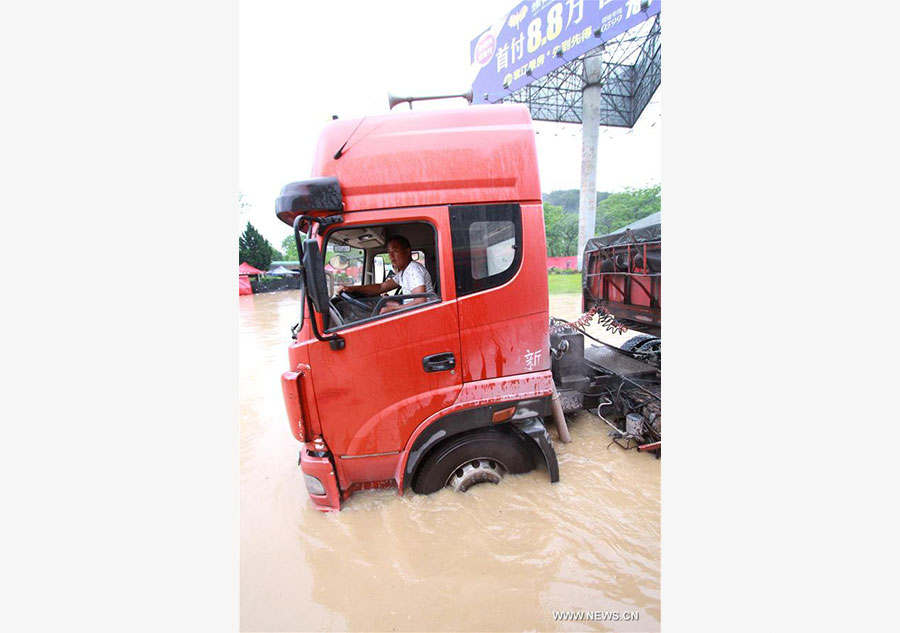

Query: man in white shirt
335,235,435,314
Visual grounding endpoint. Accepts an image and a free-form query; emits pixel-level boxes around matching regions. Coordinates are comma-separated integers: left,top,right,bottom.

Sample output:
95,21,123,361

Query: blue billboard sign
470,0,661,104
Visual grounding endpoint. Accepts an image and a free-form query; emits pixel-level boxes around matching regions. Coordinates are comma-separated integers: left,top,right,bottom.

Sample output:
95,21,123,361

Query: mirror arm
292,213,345,270
295,213,344,231
305,291,345,350
292,214,343,351
292,215,307,273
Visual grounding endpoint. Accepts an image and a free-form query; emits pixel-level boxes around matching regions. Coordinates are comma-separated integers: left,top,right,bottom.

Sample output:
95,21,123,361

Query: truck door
450,202,551,381
306,207,462,458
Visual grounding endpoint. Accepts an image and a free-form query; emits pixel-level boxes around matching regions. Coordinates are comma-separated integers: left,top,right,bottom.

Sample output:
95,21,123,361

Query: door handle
423,352,455,373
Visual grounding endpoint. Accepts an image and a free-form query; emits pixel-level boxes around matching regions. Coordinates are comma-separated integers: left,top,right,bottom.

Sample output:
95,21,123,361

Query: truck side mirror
302,239,330,315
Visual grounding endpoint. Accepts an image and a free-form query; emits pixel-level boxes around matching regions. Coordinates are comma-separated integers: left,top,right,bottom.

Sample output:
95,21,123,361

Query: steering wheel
338,290,371,312
328,304,344,328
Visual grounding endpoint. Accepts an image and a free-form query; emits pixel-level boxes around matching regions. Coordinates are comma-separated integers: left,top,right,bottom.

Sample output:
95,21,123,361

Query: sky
239,0,661,252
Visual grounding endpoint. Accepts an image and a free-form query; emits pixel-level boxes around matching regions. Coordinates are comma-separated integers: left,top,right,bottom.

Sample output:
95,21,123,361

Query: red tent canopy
239,262,266,275
238,275,252,295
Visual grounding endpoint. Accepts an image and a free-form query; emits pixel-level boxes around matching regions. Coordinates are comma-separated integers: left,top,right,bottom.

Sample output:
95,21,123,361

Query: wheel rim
445,458,507,492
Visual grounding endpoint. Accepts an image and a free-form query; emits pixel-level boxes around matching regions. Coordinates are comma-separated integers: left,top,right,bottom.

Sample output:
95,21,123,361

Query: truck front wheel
411,428,535,495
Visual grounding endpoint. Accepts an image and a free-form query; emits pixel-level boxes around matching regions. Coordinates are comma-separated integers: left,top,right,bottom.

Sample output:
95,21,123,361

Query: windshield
325,246,364,286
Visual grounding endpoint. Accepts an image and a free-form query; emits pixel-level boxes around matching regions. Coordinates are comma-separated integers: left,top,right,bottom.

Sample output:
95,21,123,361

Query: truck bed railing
583,239,661,331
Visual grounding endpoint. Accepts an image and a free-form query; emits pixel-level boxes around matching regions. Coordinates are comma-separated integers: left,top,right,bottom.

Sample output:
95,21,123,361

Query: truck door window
449,204,523,296
469,223,514,279
325,224,440,331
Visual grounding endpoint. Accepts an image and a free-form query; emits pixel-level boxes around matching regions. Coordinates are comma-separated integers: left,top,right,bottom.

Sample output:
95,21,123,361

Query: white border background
3,2,898,632
3,1,238,630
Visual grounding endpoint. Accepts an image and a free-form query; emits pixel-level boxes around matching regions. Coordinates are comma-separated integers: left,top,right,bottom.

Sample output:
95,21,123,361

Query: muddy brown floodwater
240,290,660,632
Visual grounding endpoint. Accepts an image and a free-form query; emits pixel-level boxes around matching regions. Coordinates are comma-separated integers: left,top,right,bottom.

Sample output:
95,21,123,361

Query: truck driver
335,235,435,314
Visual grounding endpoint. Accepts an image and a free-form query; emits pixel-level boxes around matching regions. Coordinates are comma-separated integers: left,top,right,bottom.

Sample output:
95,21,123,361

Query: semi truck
277,103,661,511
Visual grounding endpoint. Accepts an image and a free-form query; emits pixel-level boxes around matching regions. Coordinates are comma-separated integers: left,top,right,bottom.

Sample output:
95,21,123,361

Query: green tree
281,235,299,261
543,203,579,256
594,185,661,235
239,221,274,270
543,189,610,214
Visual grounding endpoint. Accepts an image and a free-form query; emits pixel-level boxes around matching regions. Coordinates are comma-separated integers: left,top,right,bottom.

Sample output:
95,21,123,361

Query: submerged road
240,290,660,632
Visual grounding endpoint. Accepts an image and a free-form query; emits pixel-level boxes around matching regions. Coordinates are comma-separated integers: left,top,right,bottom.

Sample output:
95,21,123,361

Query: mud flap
513,417,560,483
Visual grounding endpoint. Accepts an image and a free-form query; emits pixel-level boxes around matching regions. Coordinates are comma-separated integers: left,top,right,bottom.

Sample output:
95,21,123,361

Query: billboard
470,0,661,104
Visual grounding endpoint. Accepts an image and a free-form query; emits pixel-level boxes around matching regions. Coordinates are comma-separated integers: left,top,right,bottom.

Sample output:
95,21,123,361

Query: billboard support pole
577,53,603,270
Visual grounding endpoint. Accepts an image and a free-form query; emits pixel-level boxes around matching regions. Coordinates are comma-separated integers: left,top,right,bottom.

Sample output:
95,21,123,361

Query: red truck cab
277,105,560,511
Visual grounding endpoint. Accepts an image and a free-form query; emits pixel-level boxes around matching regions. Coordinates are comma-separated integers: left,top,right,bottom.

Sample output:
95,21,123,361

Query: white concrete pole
577,54,604,270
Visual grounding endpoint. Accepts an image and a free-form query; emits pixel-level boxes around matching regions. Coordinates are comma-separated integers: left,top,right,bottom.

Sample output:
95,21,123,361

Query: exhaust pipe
550,384,571,443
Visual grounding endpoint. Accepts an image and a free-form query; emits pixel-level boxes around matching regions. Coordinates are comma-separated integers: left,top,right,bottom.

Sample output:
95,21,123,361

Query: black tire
620,334,656,352
411,428,536,495
621,334,661,368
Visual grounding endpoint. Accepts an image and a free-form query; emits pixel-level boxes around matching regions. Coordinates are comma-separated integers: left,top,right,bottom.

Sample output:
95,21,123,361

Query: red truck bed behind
582,214,660,336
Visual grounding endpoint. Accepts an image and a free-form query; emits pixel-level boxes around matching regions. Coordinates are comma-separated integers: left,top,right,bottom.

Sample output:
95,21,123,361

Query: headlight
303,474,326,496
